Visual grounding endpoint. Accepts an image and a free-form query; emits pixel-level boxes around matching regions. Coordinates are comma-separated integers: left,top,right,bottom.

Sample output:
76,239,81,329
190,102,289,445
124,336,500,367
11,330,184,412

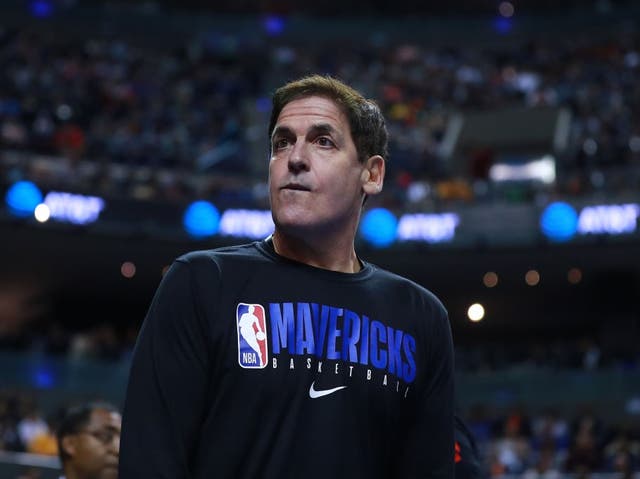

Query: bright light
396,213,459,243
493,16,513,34
577,204,640,235
219,209,274,239
525,270,540,286
121,262,136,279
489,155,556,184
360,208,398,247
499,1,515,17
30,0,53,18
34,203,50,222
263,15,285,36
568,268,582,284
44,191,105,224
183,201,220,238
540,202,578,242
32,366,55,388
483,272,499,288
467,303,485,322
5,181,43,217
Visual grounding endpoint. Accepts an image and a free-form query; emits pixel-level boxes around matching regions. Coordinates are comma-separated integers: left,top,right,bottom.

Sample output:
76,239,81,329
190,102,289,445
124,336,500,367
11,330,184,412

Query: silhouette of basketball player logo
236,303,268,368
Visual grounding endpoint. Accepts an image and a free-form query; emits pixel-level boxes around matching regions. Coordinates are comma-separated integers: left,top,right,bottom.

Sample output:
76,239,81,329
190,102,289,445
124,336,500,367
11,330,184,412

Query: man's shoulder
176,241,266,267
368,263,447,314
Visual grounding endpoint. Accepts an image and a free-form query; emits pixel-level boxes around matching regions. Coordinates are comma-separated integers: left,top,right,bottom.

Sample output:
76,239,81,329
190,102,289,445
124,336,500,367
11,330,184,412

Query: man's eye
273,138,290,150
316,137,334,147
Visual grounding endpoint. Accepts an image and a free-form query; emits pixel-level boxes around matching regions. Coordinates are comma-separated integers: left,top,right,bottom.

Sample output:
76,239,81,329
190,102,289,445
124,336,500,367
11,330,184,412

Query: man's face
269,95,367,238
65,409,121,479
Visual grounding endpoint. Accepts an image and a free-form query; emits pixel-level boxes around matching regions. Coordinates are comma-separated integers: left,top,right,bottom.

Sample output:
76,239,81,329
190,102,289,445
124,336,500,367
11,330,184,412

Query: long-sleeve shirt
119,238,454,479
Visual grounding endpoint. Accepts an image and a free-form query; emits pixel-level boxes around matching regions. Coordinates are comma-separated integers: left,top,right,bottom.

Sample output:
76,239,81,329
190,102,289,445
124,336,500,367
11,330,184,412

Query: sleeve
454,415,482,479
401,300,455,479
119,258,216,479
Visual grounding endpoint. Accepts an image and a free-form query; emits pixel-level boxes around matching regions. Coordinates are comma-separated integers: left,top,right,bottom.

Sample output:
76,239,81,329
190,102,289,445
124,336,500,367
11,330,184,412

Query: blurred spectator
531,409,570,458
603,427,640,475
0,388,638,477
1,15,639,206
489,408,532,476
522,446,562,479
27,423,58,456
0,394,23,452
56,402,121,479
17,407,48,452
564,413,604,474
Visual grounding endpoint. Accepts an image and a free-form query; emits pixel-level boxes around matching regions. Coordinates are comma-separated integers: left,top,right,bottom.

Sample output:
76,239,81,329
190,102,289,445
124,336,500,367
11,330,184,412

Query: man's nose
110,434,121,455
288,141,310,173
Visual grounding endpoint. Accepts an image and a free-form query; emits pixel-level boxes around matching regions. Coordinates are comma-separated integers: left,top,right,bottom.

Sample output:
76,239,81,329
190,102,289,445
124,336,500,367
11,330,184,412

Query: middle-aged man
119,74,454,479
56,402,121,479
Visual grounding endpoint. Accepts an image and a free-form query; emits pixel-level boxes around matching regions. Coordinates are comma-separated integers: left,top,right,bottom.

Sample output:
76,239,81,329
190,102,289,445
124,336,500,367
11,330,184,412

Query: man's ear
61,436,76,459
361,155,385,196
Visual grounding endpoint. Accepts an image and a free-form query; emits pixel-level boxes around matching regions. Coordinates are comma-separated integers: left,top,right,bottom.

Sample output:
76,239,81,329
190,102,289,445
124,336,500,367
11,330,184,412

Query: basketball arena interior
1,0,639,477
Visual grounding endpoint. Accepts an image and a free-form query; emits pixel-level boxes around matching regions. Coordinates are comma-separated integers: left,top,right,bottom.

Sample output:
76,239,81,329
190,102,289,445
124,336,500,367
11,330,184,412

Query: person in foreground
455,414,483,479
119,74,454,479
56,402,121,479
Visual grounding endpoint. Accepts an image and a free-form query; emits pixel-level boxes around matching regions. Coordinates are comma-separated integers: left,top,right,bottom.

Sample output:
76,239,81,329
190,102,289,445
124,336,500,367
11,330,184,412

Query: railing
0,451,60,479
1,351,639,419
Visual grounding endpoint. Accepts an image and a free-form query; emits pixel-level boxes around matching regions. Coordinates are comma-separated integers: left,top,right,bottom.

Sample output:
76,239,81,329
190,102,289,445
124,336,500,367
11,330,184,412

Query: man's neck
271,230,361,273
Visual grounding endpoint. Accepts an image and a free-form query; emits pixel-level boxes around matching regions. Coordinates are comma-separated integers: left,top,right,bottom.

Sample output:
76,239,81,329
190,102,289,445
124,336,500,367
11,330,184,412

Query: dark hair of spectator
55,402,120,464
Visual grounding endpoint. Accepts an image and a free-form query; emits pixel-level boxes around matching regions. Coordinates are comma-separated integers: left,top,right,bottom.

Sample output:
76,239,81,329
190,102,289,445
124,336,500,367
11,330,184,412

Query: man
119,75,454,478
56,402,121,479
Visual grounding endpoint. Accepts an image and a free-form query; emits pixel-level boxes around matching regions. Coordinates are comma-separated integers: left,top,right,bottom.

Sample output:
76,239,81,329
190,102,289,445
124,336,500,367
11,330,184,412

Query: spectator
56,402,121,479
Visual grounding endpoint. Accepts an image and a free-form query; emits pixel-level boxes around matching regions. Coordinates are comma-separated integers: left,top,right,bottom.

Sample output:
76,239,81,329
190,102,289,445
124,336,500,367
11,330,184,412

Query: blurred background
1,0,639,477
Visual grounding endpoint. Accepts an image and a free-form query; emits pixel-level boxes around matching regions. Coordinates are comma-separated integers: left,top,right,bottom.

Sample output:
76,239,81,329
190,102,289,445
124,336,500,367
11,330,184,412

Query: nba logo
236,303,268,369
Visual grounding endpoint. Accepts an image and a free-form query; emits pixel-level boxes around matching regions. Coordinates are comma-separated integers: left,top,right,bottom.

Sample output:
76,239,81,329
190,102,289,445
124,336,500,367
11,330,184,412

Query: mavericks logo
235,302,417,387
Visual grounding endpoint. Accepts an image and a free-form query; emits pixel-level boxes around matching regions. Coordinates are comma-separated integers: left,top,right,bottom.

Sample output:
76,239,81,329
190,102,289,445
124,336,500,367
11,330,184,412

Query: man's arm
119,259,214,478
402,303,455,479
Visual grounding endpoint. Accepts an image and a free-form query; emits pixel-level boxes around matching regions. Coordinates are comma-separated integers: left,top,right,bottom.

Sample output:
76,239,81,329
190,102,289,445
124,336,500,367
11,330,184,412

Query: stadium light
44,191,105,225
499,1,515,18
33,366,55,388
263,15,285,36
121,262,136,279
30,0,53,18
483,272,498,288
467,303,485,322
183,201,220,238
360,208,398,248
540,202,578,242
525,270,540,286
219,209,274,239
34,203,51,223
5,181,43,217
396,213,459,243
568,268,582,285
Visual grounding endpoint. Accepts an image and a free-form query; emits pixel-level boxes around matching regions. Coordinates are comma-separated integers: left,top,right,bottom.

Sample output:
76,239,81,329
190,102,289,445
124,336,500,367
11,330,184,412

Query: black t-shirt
119,239,454,479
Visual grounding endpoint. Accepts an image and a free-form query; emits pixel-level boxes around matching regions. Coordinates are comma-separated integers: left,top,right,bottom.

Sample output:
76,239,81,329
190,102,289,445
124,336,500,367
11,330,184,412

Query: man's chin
273,216,317,235
98,465,119,479
275,220,337,242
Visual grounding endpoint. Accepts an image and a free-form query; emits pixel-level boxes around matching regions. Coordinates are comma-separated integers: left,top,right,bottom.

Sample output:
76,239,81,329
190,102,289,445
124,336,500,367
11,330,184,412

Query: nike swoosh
309,381,347,399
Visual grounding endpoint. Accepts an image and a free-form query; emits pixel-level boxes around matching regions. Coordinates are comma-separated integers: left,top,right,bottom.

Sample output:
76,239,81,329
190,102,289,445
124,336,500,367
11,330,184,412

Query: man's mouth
282,183,311,191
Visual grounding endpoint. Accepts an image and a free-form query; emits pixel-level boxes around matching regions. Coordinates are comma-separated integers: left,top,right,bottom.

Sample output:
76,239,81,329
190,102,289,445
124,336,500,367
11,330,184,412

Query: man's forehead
276,95,347,128
89,409,122,428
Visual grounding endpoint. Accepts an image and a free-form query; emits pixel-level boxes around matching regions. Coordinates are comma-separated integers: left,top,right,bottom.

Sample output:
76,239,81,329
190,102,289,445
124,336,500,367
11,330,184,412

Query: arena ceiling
104,0,635,15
